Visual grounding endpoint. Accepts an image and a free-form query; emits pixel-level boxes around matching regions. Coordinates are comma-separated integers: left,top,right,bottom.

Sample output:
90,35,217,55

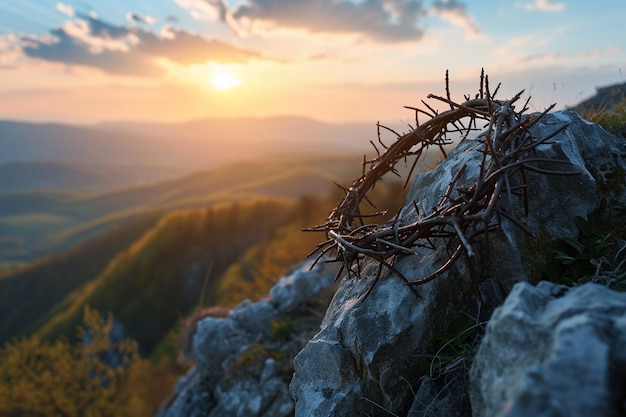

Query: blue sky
0,0,624,124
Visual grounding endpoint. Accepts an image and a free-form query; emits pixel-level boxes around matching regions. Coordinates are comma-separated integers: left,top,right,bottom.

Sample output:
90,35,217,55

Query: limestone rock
289,111,626,417
470,281,626,417
156,260,336,417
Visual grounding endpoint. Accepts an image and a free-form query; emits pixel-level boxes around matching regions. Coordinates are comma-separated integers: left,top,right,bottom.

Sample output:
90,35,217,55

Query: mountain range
0,116,373,174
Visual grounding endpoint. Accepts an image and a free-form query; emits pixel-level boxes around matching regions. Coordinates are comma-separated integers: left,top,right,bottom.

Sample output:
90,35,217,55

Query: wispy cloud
432,0,480,38
520,0,565,12
55,2,75,17
16,12,263,76
175,0,228,22
0,34,22,68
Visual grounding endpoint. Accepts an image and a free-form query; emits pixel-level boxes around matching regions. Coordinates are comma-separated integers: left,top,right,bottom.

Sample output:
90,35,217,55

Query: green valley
0,149,410,416
0,152,412,349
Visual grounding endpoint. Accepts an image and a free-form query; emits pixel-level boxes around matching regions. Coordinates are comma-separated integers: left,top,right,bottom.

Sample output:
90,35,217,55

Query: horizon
1,1,625,125
0,112,374,127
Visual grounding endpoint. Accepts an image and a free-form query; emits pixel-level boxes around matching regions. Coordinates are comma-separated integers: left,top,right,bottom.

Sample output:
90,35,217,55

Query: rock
155,260,336,417
289,111,626,417
408,365,471,417
470,281,626,417
532,111,626,221
156,108,626,417
290,249,476,417
270,267,338,312
568,81,626,116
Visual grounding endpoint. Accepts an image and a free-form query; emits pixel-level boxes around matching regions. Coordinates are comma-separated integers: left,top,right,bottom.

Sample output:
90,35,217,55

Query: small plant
579,100,626,137
549,216,626,290
553,216,611,271
228,342,285,380
270,318,295,341
418,309,486,378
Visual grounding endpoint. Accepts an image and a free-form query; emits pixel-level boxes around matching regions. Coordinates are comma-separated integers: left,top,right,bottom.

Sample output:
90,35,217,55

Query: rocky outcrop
568,82,626,115
289,111,626,417
156,260,337,417
470,281,626,417
156,109,626,417
568,82,626,137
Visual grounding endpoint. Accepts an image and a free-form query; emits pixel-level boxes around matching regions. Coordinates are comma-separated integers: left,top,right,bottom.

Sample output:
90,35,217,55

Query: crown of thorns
306,70,580,299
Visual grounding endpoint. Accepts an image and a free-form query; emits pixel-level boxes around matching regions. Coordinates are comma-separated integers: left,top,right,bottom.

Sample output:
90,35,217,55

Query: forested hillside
37,199,295,353
0,213,162,344
0,155,366,266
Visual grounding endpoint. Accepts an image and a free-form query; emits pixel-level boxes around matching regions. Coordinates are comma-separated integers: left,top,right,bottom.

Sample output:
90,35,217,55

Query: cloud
521,0,565,12
56,2,75,17
0,34,22,68
228,0,429,43
178,0,480,43
519,51,567,64
18,13,262,76
175,0,228,22
126,13,157,25
432,0,480,38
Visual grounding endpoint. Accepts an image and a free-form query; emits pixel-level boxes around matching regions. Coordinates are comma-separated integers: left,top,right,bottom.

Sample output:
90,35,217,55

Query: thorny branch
306,70,581,297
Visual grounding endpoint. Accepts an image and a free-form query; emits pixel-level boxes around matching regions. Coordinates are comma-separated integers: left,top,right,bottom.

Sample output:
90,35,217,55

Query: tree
0,307,140,417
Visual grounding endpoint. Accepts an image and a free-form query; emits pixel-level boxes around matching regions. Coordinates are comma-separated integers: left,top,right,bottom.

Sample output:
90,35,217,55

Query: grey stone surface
533,111,626,219
290,250,476,416
156,260,336,417
408,366,470,417
470,281,626,417
270,266,335,312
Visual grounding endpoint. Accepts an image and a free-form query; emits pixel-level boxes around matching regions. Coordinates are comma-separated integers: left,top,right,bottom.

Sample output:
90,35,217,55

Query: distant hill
0,120,178,166
0,161,181,193
568,81,626,115
567,81,626,137
0,154,367,266
0,116,373,171
96,115,372,153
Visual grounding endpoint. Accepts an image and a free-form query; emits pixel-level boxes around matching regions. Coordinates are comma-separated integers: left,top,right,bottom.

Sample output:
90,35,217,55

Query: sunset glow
210,68,242,91
0,1,624,124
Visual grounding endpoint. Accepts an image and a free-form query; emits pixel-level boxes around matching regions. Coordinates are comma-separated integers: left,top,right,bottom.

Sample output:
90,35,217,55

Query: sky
0,0,624,125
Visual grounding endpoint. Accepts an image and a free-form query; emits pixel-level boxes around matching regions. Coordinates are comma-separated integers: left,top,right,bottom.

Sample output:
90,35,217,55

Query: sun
210,69,242,91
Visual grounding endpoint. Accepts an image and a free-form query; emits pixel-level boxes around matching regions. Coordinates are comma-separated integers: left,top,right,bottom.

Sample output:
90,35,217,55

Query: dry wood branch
306,71,580,297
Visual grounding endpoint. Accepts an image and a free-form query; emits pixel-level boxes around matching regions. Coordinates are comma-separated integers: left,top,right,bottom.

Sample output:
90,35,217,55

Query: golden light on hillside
210,68,242,91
